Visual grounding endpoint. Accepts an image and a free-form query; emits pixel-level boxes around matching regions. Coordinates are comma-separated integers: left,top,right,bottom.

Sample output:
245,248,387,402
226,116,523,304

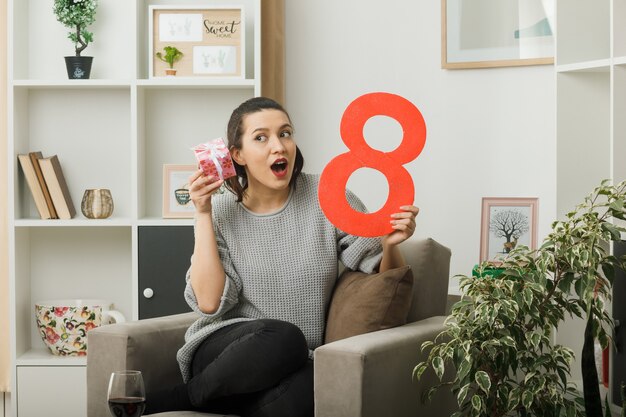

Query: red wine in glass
108,397,146,417
107,371,146,417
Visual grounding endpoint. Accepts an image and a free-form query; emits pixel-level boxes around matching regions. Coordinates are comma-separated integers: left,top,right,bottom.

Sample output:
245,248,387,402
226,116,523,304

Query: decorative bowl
34,299,125,356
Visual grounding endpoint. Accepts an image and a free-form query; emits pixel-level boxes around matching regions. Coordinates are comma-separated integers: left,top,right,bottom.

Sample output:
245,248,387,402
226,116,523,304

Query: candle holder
81,189,114,219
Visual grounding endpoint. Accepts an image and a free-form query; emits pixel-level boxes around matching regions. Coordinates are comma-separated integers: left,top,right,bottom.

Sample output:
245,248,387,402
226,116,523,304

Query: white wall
284,0,556,289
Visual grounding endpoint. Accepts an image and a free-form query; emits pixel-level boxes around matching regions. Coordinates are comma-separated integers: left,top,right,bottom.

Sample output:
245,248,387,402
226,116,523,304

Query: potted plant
156,46,184,76
53,0,98,79
414,180,626,416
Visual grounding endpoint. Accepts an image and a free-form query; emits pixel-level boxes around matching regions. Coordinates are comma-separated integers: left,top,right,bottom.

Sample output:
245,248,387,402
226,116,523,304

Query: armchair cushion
324,265,413,343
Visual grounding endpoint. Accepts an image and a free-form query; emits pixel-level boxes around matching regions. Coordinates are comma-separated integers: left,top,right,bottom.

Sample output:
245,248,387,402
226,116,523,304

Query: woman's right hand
188,169,225,215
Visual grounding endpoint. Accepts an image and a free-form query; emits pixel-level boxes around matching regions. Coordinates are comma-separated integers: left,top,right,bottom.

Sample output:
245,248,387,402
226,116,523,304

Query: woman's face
232,109,296,195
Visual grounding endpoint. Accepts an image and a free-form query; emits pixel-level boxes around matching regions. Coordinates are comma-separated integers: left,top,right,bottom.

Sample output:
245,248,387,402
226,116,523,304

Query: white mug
93,299,126,324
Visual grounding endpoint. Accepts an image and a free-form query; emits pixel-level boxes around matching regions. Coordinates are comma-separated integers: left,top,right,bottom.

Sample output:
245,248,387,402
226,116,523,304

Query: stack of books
17,151,76,220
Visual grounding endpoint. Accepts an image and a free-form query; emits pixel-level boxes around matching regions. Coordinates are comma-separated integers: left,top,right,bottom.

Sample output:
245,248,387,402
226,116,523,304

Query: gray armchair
87,238,457,417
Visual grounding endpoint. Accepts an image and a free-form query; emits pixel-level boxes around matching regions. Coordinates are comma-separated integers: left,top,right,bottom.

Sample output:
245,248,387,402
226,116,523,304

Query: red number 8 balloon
318,92,426,237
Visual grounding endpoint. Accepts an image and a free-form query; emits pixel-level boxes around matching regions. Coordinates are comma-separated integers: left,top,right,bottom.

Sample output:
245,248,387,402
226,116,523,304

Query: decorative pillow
324,265,414,343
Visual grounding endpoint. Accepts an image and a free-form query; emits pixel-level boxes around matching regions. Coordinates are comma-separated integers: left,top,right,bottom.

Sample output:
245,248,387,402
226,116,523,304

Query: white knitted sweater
176,173,383,382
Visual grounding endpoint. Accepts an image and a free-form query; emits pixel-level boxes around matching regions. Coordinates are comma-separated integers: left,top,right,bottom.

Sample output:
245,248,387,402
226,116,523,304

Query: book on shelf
17,153,54,219
28,151,58,219
38,155,76,220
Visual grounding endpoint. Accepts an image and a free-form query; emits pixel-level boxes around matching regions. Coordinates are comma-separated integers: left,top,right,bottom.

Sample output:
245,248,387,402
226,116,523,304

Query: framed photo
480,197,538,262
149,6,245,78
163,164,196,218
442,0,554,69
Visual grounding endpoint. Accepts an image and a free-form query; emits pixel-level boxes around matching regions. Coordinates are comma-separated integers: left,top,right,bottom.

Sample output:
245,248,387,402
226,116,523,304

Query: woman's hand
382,205,419,247
188,169,224,215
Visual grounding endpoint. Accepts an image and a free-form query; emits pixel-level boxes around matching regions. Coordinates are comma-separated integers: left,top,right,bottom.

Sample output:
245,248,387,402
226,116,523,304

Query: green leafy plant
53,0,98,57
414,180,626,416
156,46,184,69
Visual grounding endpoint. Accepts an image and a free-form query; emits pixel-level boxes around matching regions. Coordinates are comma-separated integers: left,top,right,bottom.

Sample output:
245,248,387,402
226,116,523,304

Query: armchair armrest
313,316,457,417
87,312,197,417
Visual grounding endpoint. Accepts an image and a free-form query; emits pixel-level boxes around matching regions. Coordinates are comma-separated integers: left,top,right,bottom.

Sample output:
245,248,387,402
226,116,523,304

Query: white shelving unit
7,0,261,416
556,0,625,411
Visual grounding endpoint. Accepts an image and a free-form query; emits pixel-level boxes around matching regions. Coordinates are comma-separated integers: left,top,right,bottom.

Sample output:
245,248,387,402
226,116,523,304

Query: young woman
146,97,419,417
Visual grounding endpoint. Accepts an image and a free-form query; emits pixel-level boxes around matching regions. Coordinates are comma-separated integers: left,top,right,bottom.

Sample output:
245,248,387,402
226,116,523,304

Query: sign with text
149,6,244,78
319,93,426,237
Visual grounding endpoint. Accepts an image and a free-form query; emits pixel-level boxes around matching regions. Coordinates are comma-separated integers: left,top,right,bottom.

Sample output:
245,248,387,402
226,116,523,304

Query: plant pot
65,56,93,79
165,68,177,76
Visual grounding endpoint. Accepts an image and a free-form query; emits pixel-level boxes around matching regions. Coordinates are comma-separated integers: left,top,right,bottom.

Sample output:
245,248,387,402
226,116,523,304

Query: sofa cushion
402,238,451,322
324,265,413,343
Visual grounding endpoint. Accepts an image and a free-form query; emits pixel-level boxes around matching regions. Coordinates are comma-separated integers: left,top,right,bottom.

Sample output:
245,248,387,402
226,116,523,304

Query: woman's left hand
382,205,419,247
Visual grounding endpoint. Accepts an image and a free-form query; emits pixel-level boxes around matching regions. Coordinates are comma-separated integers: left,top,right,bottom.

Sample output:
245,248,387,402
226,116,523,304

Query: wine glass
107,370,146,417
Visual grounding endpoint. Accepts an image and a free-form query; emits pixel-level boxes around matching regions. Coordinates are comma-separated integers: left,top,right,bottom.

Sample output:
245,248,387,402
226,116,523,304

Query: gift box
471,264,505,278
191,138,237,180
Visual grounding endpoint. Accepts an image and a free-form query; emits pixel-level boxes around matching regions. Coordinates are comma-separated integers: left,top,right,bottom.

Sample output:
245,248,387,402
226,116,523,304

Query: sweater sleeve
336,189,383,273
184,220,241,318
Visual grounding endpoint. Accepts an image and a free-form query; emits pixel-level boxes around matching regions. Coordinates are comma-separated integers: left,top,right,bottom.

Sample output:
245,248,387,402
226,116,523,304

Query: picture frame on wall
442,0,554,69
480,197,538,263
149,5,245,78
163,164,196,218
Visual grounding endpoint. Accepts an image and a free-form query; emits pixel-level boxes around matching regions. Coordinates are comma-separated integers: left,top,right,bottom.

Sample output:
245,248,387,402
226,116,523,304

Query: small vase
65,56,93,79
165,68,177,76
81,189,114,219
